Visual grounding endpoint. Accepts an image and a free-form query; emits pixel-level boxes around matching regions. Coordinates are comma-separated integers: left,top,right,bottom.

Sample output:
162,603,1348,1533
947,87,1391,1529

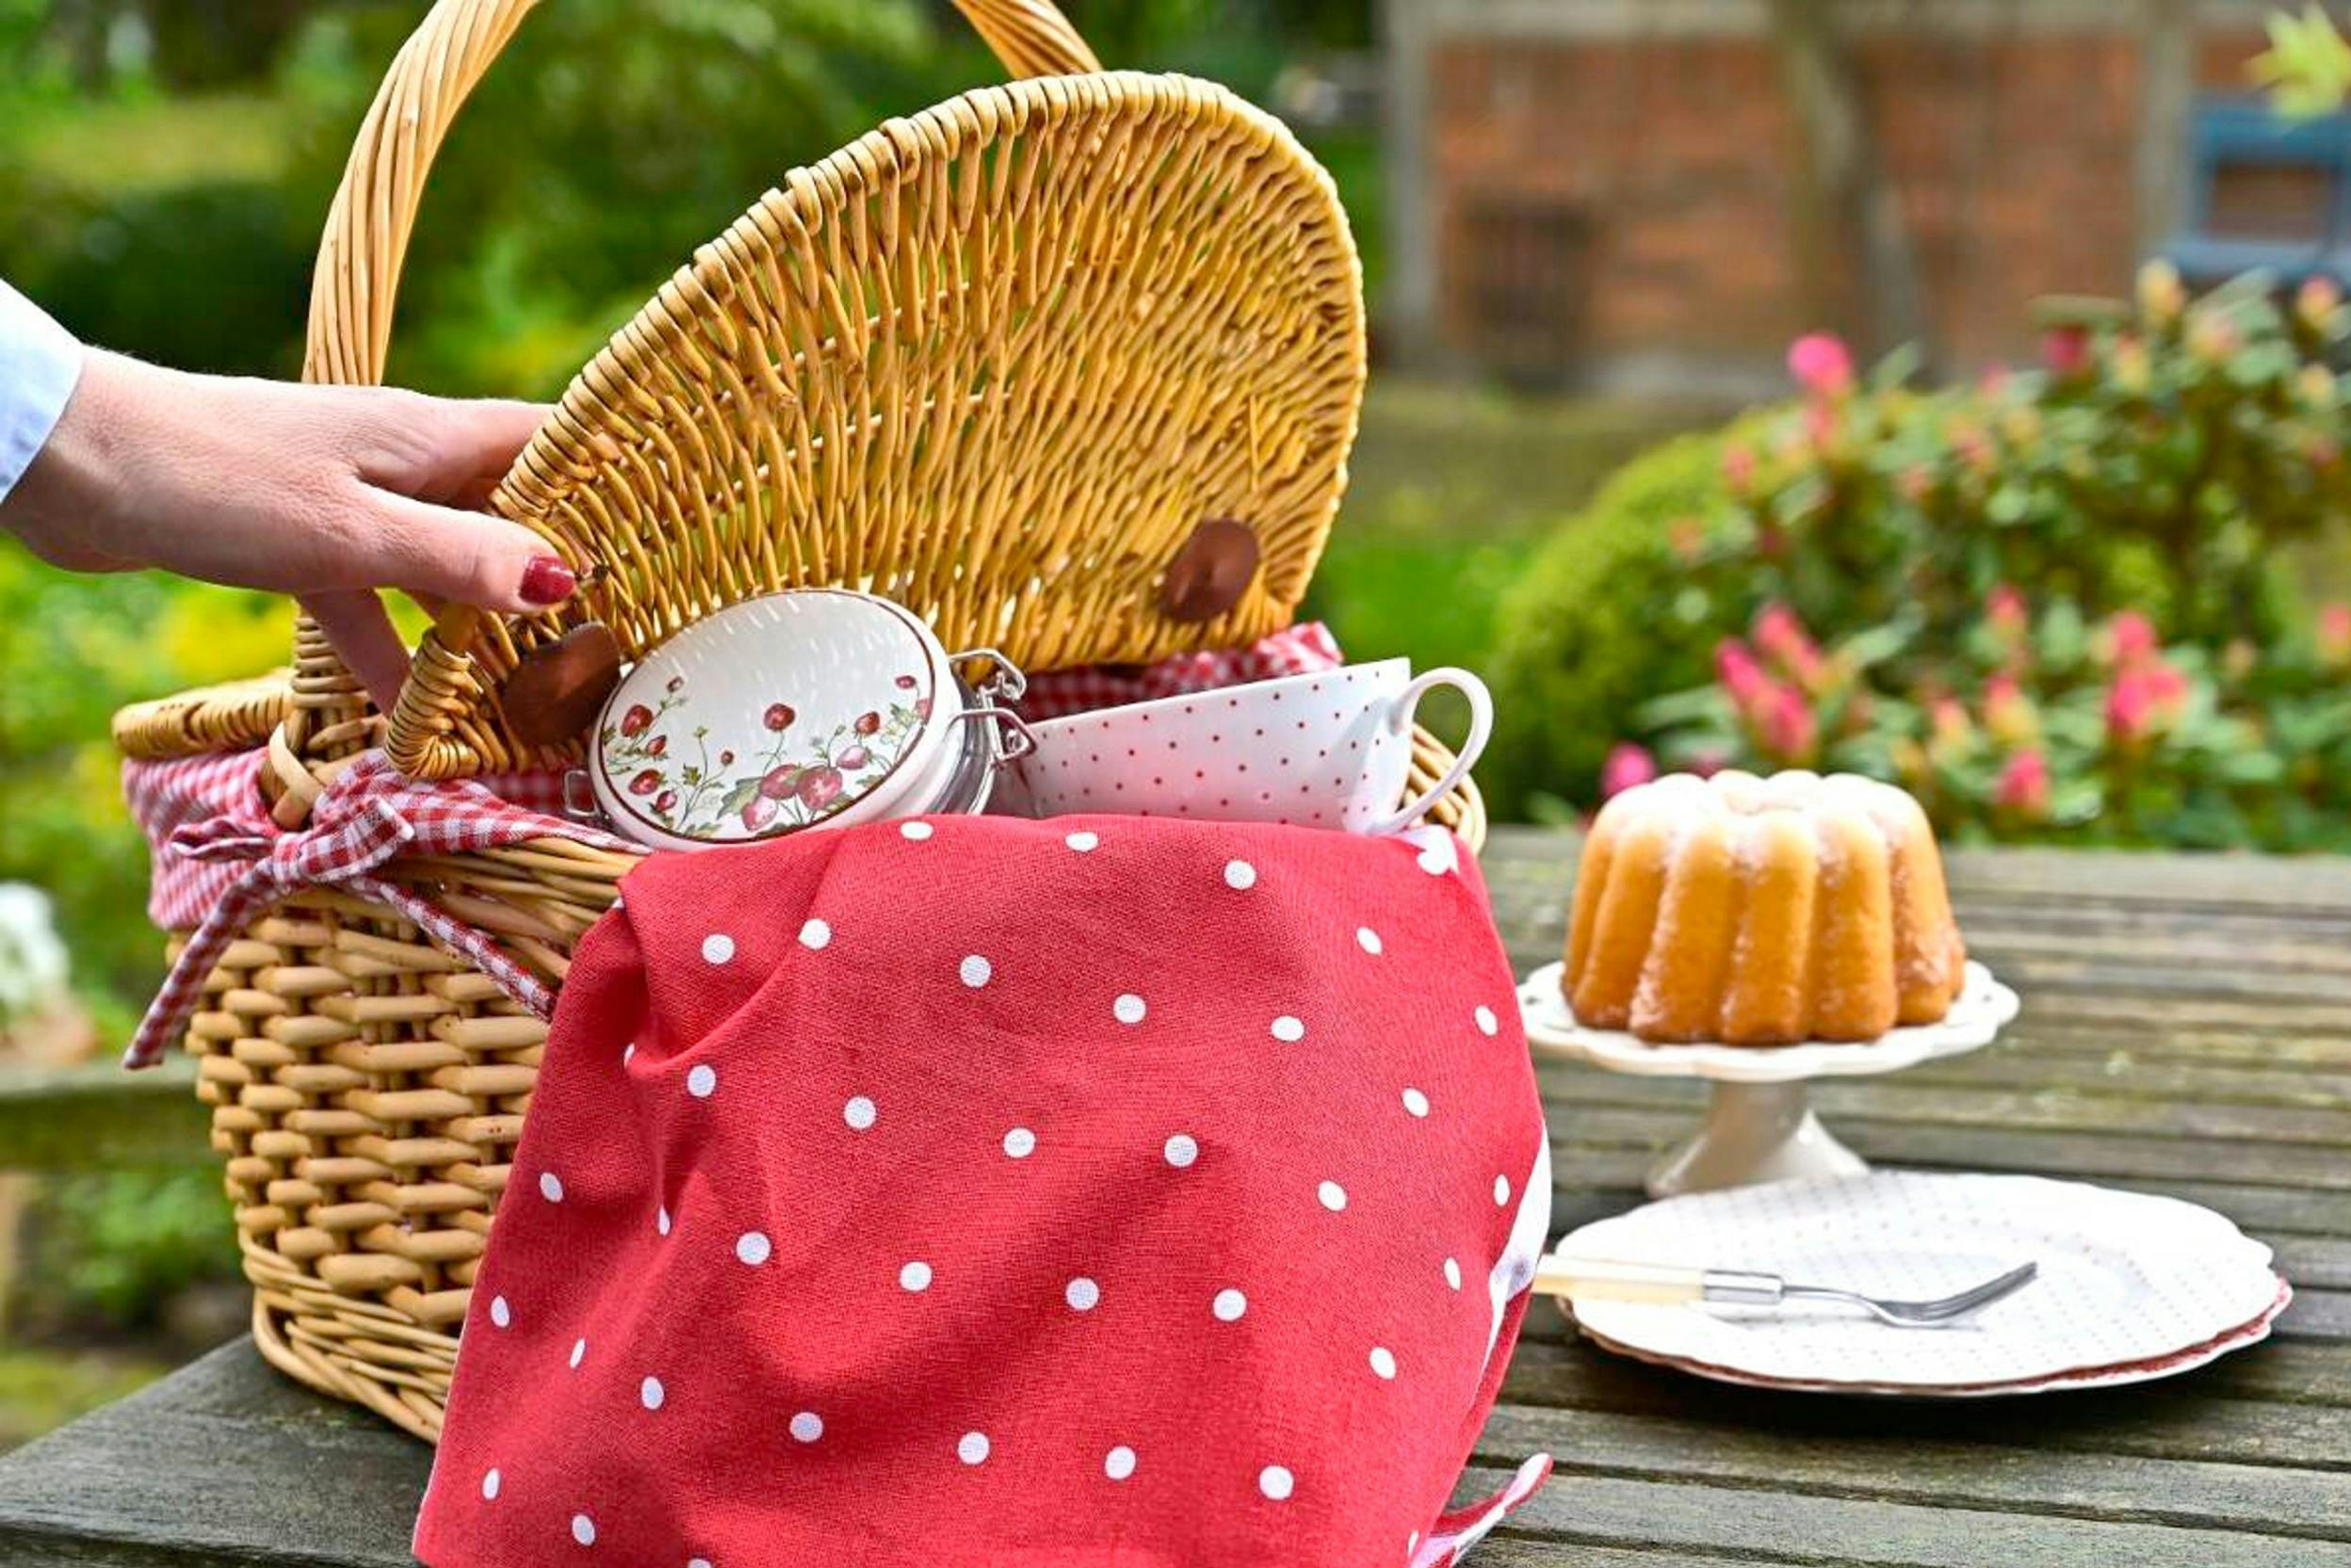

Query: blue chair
2163,97,2351,287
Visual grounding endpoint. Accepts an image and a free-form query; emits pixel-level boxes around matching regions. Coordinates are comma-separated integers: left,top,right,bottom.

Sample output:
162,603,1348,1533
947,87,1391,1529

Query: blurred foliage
18,1171,238,1333
2254,4,2351,117
1494,264,2351,848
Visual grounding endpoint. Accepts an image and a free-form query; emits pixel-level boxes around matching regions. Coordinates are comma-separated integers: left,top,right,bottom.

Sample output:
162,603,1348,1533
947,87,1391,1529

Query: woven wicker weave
109,0,1483,1443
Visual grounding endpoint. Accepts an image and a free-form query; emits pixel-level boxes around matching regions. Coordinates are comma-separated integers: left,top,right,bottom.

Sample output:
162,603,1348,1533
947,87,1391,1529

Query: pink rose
1995,750,2051,817
1721,444,1757,494
1714,639,1768,711
1753,603,1824,687
2106,610,2159,668
1787,332,1855,399
2319,602,2351,667
2040,324,2093,378
1600,743,1657,800
1986,584,2028,640
1982,673,2038,746
1759,683,1817,763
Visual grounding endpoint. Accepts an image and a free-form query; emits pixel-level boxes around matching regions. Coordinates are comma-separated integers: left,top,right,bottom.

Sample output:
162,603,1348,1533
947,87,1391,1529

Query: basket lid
386,70,1366,781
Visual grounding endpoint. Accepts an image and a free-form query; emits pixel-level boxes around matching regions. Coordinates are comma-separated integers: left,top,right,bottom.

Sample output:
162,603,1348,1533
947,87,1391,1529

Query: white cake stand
1518,961,2019,1198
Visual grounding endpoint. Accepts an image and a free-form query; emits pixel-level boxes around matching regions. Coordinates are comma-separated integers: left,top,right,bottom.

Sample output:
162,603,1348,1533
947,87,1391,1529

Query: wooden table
4,834,2348,1565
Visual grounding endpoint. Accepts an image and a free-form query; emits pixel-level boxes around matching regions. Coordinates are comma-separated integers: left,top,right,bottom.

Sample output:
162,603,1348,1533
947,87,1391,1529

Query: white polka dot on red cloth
1164,1133,1199,1168
1417,845,1451,876
737,1232,771,1266
539,1172,563,1203
480,1468,500,1501
1213,1288,1247,1322
958,1431,991,1465
640,1376,665,1411
1356,927,1383,955
656,1205,671,1237
900,820,933,841
1258,1465,1294,1501
1224,859,1257,890
568,1337,586,1369
1475,1005,1500,1037
1065,1276,1101,1312
1065,830,1099,853
702,933,735,964
1318,1181,1348,1212
960,954,993,988
1105,1446,1137,1481
1402,1088,1430,1118
789,1411,822,1443
489,1295,511,1328
1444,1257,1463,1290
1370,1347,1398,1380
1271,1015,1305,1043
1003,1126,1037,1159
844,1095,877,1131
687,1063,717,1098
800,918,831,950
571,1513,595,1545
1114,993,1147,1025
900,1260,932,1292
1495,1174,1512,1205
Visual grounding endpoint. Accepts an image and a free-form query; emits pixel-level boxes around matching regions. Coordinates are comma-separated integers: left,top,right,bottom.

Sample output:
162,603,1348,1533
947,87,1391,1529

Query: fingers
302,589,414,714
356,393,550,506
360,491,577,613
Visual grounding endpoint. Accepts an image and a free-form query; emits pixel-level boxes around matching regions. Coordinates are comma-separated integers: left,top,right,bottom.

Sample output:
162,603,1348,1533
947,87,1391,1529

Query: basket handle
281,0,1101,794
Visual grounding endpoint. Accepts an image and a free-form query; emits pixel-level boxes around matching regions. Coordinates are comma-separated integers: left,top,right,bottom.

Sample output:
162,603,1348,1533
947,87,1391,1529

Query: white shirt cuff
0,280,85,505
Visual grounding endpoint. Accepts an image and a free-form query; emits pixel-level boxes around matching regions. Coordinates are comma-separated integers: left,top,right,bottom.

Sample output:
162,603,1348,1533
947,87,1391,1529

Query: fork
1532,1256,2039,1328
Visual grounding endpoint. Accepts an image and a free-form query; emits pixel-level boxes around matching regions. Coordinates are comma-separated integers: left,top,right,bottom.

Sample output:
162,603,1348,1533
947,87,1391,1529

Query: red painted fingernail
520,556,577,606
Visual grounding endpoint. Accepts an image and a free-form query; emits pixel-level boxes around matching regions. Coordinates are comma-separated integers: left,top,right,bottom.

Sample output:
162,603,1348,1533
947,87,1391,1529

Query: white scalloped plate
1577,1275,2290,1397
1517,961,2019,1083
1554,1172,2283,1392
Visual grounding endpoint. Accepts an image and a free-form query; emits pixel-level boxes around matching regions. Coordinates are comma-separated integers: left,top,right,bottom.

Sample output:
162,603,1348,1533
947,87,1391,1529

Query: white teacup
1012,659,1492,834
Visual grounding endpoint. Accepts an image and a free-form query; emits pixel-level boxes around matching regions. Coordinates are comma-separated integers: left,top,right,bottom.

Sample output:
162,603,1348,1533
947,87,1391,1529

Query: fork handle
1532,1257,1787,1305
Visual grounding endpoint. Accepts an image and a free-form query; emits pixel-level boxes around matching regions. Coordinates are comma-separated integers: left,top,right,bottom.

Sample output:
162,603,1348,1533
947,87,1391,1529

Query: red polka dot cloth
414,813,1554,1568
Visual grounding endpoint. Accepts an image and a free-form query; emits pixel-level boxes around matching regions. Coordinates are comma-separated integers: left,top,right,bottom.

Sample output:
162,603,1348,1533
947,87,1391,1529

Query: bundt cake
1565,770,1967,1044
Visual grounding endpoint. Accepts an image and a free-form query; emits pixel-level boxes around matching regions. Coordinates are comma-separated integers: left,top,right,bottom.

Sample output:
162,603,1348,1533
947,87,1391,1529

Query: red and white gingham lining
121,624,1347,1071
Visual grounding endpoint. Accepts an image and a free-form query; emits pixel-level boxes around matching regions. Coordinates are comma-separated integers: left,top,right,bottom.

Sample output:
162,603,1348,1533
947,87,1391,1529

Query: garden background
5,0,2351,1445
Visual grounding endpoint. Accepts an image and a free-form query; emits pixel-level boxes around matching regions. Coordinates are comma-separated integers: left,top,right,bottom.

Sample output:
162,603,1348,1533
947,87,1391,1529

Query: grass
1306,379,1727,674
0,1346,167,1454
8,92,294,199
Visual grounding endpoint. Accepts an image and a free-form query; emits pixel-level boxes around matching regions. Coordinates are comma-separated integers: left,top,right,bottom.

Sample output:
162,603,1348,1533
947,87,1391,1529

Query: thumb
358,491,578,614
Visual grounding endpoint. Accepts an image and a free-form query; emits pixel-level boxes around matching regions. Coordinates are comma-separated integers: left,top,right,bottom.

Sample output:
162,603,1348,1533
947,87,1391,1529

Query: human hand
0,349,575,709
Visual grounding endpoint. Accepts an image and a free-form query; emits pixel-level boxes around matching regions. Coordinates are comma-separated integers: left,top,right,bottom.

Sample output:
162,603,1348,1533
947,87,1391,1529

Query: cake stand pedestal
1516,962,2019,1199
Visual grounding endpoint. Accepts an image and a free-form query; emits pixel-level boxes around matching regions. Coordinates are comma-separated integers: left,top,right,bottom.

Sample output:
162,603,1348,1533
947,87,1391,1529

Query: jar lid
589,590,956,851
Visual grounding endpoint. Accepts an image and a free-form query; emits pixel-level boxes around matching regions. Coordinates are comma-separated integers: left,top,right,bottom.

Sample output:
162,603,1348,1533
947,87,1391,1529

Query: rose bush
1489,261,2351,848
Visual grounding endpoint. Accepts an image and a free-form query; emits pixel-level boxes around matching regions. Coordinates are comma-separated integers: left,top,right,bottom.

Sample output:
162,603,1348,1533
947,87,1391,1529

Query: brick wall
1424,24,2268,381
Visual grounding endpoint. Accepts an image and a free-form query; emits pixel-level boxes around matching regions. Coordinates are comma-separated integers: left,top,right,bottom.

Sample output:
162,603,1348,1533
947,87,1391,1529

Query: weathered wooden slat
1549,1107,2351,1191
0,1057,209,1172
1449,1461,2351,1566
1539,1063,2351,1147
1472,1402,2351,1540
1498,1340,2351,1471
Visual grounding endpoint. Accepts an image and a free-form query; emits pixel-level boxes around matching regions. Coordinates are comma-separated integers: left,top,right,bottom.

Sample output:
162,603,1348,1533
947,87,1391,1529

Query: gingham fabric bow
123,752,625,1070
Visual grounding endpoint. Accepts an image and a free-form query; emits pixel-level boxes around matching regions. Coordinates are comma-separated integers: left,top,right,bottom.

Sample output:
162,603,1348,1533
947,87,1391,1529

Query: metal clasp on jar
933,648,1034,814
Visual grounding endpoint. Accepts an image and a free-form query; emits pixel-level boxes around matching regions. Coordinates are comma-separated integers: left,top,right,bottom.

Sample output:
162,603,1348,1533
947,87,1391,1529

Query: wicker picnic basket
108,0,1484,1443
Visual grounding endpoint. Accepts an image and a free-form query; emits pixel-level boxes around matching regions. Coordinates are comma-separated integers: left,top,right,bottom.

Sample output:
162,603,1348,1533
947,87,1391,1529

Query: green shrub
1521,262,2351,849
1483,424,1761,818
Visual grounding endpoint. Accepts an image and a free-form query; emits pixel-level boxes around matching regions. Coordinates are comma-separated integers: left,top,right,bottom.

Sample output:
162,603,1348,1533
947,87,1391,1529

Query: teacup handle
1364,667,1494,837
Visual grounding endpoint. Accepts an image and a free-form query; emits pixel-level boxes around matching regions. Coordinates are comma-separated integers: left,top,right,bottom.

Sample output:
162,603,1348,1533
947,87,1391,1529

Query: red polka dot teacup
1008,659,1491,832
